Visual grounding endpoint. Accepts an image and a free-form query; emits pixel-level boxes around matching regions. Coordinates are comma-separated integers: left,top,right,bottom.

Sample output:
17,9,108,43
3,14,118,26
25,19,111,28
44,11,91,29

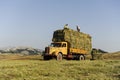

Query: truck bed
70,48,87,54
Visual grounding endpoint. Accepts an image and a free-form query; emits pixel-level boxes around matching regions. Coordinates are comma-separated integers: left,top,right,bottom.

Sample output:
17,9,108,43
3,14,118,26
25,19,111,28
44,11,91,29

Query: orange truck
43,26,92,60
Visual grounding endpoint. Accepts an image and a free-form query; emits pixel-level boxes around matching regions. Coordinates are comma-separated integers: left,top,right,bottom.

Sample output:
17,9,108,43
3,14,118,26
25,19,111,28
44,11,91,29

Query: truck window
62,43,66,47
51,43,62,47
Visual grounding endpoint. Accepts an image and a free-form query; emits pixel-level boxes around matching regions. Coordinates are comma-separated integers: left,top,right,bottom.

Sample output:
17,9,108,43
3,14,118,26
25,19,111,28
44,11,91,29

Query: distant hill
0,47,43,55
97,49,108,53
90,49,120,60
92,48,108,53
102,51,120,60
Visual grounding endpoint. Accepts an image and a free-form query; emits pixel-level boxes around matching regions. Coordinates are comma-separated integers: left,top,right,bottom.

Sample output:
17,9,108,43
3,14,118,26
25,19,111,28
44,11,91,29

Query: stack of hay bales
52,28,92,53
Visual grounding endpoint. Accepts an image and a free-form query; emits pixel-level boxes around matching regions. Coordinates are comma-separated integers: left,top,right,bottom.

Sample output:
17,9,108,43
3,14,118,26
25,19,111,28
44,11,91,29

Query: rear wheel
78,55,85,60
57,53,63,61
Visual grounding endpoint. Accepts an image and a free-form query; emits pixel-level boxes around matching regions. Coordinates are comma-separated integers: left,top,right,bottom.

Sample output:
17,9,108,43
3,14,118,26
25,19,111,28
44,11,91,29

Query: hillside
0,47,42,55
102,51,120,60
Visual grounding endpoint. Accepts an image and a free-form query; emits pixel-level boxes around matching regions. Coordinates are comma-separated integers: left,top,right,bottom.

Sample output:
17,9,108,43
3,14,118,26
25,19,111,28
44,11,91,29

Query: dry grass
0,53,119,80
0,60,119,80
0,54,41,60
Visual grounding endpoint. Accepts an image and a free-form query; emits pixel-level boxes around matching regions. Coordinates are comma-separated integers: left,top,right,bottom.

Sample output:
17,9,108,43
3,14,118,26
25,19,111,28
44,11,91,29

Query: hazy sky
0,0,120,52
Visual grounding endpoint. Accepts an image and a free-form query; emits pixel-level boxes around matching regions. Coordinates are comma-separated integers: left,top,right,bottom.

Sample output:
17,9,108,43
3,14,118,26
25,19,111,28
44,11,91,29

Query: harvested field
0,53,119,80
0,54,41,60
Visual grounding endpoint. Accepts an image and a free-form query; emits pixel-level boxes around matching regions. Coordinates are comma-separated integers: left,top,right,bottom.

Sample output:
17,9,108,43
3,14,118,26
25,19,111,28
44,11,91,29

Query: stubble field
0,54,119,80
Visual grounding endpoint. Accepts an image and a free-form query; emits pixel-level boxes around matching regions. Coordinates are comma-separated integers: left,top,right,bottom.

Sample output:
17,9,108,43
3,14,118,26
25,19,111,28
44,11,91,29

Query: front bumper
44,52,57,56
43,53,57,60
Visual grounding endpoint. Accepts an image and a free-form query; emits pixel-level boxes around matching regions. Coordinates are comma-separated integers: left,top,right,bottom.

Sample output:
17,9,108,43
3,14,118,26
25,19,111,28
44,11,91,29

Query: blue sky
0,0,120,52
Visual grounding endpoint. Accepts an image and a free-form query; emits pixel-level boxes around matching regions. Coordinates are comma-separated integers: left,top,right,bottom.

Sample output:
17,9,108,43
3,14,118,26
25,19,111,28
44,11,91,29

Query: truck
43,26,92,60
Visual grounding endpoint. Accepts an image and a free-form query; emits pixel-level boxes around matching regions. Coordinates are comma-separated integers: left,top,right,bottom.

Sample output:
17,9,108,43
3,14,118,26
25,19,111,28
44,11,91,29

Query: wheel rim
79,55,85,60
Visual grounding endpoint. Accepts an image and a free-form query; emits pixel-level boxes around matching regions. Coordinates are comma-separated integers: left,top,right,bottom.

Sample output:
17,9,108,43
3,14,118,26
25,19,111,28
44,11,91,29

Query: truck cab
44,42,68,60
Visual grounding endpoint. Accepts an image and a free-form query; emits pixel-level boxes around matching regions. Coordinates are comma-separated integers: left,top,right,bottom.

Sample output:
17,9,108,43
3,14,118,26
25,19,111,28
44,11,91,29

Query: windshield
50,43,62,47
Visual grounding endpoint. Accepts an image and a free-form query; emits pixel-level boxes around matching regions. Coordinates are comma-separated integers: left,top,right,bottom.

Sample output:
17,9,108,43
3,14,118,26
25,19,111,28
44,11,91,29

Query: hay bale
52,28,92,53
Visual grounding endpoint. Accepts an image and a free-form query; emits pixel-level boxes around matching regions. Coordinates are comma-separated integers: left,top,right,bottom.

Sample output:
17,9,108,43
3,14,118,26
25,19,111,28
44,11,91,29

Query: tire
57,53,63,61
79,55,85,60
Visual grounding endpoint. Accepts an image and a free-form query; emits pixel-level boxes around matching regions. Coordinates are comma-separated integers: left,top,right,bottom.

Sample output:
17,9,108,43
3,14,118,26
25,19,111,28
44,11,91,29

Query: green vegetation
0,55,119,80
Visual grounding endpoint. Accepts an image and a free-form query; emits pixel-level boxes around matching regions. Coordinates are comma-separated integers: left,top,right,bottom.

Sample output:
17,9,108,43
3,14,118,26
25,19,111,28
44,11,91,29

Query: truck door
61,43,67,55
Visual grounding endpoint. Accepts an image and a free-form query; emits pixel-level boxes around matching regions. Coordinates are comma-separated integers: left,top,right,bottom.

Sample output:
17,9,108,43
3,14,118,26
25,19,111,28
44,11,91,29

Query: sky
0,0,120,52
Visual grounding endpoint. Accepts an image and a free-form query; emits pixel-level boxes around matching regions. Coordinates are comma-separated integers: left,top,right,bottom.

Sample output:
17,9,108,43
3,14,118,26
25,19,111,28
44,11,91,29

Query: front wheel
78,55,85,60
57,53,63,61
